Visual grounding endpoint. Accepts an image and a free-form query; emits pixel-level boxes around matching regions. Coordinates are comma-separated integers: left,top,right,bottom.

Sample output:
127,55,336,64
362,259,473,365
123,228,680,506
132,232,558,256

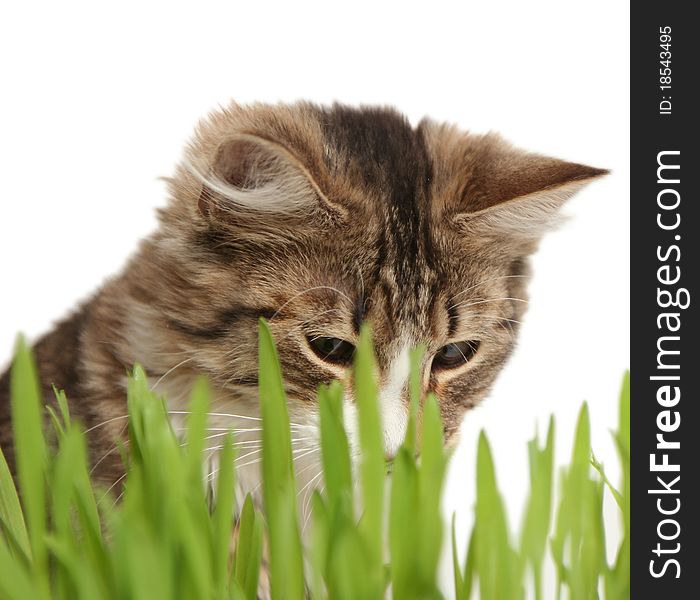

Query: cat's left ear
183,132,343,226
450,135,608,243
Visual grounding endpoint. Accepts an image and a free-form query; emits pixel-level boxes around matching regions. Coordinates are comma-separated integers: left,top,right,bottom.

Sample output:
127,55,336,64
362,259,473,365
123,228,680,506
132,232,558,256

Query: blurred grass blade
310,492,329,600
0,326,630,600
185,377,211,491
327,526,375,600
9,336,49,599
474,431,521,600
616,371,631,539
572,402,591,467
213,433,236,593
590,453,623,509
258,318,305,600
51,425,110,593
606,372,630,599
0,447,29,558
45,535,103,599
389,447,418,598
0,536,38,599
416,394,447,595
318,382,352,512
233,494,263,600
462,526,476,600
520,416,554,600
353,325,384,583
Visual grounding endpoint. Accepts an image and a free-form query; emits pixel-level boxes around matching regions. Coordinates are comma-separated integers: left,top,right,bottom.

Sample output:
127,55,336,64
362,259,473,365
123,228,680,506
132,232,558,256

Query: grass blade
0,536,38,599
9,336,49,599
474,431,521,600
0,447,29,559
259,318,305,600
353,325,384,590
213,433,236,593
0,327,630,600
233,494,263,600
310,492,329,600
185,377,211,492
520,416,555,600
318,382,352,513
416,394,447,596
389,446,418,598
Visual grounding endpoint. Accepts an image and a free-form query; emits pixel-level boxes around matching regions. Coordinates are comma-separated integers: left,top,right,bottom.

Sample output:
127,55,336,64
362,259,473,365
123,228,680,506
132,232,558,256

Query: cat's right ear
184,134,343,224
444,134,608,248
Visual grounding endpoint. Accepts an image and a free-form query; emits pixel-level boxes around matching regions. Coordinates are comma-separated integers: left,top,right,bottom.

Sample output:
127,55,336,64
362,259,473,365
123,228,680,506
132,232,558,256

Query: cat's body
0,101,605,502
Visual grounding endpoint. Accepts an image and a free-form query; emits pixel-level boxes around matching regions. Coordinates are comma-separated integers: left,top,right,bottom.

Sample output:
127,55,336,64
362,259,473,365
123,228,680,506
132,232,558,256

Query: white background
0,1,629,596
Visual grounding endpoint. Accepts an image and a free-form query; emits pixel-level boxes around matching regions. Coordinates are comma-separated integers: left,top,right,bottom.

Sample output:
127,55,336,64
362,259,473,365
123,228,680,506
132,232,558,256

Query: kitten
0,102,605,504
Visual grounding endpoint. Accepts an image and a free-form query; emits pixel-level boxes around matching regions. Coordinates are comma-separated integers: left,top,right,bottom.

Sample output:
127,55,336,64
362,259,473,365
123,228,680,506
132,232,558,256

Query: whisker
454,312,523,333
167,411,308,429
456,312,522,324
454,343,471,366
201,429,260,440
269,286,353,322
290,447,318,464
208,426,262,433
298,468,322,499
85,414,130,434
85,411,307,434
301,470,323,532
201,437,263,447
203,447,267,482
89,419,130,475
101,472,128,505
449,296,529,312
200,431,315,446
451,275,529,302
174,426,261,433
218,368,259,391
272,308,345,346
167,410,262,421
151,357,196,391
247,444,321,500
203,443,311,464
90,441,127,475
294,459,322,480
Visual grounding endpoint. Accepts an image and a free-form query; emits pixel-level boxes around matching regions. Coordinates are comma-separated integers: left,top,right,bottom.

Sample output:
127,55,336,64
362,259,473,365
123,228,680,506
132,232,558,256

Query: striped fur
0,102,606,503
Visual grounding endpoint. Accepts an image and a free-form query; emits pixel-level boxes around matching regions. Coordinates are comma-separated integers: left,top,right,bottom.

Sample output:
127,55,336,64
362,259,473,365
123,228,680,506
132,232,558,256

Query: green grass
0,321,629,599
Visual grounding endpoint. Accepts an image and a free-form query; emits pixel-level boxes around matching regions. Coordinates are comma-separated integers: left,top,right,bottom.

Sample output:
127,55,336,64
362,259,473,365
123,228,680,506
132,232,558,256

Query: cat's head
149,102,605,460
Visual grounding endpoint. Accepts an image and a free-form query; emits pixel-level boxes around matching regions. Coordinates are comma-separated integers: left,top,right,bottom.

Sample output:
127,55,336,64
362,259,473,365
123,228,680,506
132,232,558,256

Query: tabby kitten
0,102,606,504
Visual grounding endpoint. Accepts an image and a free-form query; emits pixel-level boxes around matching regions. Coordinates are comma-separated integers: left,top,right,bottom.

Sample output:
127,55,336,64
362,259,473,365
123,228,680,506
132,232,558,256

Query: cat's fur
0,102,605,502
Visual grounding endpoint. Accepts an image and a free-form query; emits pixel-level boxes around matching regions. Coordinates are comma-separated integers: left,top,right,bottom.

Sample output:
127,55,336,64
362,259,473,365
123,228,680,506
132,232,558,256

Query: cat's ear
451,136,607,244
185,133,339,221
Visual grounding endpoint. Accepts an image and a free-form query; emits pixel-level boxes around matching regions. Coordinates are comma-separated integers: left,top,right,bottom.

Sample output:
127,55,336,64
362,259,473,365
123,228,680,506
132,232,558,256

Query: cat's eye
308,336,355,365
432,341,480,370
